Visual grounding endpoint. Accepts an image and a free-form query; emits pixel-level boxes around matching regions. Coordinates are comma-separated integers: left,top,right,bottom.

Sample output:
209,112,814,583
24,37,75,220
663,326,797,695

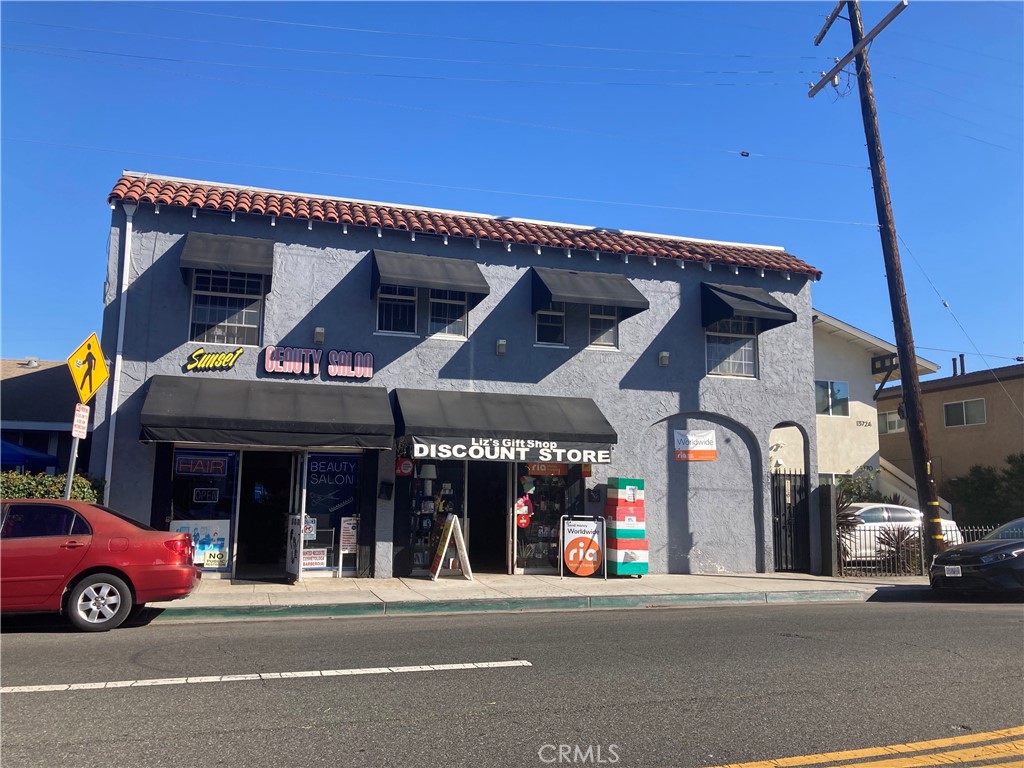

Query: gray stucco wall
91,202,818,576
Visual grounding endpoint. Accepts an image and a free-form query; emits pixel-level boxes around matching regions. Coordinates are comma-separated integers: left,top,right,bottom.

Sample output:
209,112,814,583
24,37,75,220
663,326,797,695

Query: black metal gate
771,470,810,572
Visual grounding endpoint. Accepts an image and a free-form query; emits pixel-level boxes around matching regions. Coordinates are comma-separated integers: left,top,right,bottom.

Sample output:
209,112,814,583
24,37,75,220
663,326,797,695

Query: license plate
944,565,962,577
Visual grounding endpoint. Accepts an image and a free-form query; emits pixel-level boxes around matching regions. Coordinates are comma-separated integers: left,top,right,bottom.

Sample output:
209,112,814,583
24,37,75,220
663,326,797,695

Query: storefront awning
394,388,616,463
140,375,394,448
179,232,275,275
531,266,649,318
700,282,797,331
371,250,490,308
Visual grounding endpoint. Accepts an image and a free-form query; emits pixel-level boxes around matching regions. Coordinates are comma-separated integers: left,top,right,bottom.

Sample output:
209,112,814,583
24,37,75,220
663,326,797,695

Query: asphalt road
1,601,1022,768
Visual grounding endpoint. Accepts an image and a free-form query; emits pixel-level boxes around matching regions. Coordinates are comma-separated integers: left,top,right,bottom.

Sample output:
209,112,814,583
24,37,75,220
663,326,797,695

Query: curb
148,588,871,624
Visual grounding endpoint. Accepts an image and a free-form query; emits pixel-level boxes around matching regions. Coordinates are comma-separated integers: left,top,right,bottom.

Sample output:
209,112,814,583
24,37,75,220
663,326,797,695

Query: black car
930,517,1024,593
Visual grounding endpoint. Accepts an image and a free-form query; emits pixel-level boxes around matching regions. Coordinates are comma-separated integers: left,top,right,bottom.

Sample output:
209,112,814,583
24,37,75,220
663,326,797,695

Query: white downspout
103,201,137,504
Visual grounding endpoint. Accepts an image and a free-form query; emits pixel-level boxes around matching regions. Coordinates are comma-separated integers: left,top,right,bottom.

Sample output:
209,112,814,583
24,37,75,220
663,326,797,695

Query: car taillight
165,537,192,560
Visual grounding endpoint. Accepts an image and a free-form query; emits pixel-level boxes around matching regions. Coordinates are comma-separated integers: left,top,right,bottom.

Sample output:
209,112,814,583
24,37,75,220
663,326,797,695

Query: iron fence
838,523,997,577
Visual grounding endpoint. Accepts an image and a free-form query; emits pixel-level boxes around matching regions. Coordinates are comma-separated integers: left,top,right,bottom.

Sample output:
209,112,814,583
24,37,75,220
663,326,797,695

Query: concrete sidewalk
146,572,932,623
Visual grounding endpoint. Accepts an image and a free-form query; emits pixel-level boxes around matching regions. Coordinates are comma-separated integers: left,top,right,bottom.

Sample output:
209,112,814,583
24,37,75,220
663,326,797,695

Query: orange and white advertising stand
559,515,607,579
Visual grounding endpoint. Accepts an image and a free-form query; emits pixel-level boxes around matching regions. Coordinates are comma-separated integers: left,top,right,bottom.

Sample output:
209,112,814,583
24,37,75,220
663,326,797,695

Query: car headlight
980,548,1024,564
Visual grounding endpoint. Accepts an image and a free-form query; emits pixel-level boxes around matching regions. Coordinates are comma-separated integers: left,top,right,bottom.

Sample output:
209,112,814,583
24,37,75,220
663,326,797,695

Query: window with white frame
189,269,264,346
818,473,852,486
377,284,417,334
536,301,565,345
944,398,986,427
706,317,757,377
815,380,850,417
878,410,905,435
428,289,468,337
589,304,618,348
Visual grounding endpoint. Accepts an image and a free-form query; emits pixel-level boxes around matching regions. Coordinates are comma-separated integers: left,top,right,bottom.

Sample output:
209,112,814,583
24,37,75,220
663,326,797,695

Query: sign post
63,334,109,500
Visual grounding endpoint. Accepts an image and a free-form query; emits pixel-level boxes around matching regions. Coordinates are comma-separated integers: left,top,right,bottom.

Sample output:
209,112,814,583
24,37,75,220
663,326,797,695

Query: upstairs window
944,398,986,427
878,411,905,435
190,269,264,346
428,289,468,338
706,317,757,377
589,304,619,348
536,302,566,345
815,380,850,417
377,284,417,334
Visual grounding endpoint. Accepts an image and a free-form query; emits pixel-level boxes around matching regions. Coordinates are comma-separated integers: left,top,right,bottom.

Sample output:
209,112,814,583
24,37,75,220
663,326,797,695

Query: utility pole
810,0,945,563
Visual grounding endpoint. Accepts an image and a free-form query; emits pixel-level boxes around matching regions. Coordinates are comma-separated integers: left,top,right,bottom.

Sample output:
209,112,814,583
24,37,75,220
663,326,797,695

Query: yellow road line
837,739,1024,768
706,725,1024,768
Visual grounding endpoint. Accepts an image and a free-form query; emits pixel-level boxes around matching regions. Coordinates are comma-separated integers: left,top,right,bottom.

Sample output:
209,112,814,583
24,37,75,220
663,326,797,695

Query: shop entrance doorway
235,451,294,581
466,461,510,573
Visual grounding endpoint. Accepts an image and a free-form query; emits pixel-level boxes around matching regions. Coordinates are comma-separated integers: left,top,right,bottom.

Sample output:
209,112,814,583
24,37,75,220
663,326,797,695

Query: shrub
0,471,103,502
948,453,1024,527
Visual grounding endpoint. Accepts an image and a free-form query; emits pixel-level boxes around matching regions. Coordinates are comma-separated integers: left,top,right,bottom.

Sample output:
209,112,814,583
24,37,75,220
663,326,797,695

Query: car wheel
67,574,133,632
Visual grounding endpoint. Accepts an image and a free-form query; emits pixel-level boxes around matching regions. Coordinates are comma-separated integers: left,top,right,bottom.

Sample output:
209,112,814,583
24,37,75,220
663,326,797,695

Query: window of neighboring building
190,269,265,346
428,289,468,338
944,398,986,427
878,410,905,435
377,284,417,335
589,305,619,348
818,473,851,486
536,302,566,345
706,317,757,377
815,380,850,417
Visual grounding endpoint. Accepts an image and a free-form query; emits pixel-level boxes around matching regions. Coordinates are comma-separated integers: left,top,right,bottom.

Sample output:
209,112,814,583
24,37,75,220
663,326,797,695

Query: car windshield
96,504,157,531
983,519,1024,541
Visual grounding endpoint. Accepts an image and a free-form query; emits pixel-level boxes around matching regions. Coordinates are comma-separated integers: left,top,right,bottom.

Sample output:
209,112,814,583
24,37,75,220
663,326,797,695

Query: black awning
180,232,275,275
140,375,394,448
371,250,490,308
700,283,797,331
394,389,616,463
531,266,649,319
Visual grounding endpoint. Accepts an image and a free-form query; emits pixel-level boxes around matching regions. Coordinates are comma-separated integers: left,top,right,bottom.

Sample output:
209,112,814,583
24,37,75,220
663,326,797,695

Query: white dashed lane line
0,659,532,695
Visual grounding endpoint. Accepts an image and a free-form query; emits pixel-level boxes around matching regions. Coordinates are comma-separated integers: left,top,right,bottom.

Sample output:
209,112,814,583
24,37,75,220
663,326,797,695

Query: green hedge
0,471,104,502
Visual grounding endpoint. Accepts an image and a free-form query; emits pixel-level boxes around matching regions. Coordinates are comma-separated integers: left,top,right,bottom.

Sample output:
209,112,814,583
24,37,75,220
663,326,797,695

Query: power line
125,2,833,61
1,45,871,171
915,346,1022,361
0,43,817,87
0,19,825,76
897,232,1024,419
0,136,882,229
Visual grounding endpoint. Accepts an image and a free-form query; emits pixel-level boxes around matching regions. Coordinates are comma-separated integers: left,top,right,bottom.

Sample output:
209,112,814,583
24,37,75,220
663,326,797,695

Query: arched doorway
769,423,811,572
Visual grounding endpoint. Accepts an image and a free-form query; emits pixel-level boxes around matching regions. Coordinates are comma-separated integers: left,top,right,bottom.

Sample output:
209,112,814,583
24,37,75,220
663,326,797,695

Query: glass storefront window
516,464,568,571
170,449,238,571
410,460,465,571
305,453,361,571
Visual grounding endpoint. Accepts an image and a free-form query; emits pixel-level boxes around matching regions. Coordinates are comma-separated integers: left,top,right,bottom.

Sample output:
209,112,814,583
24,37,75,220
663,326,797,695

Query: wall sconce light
496,339,507,356
658,351,670,367
774,458,785,469
313,326,325,345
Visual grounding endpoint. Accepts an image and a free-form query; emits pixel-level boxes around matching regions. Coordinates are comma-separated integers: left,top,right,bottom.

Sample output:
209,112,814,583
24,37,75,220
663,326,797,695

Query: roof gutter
104,202,136,504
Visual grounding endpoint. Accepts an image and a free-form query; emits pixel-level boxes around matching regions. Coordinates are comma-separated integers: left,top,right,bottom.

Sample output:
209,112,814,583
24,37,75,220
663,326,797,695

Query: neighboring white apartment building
773,310,946,509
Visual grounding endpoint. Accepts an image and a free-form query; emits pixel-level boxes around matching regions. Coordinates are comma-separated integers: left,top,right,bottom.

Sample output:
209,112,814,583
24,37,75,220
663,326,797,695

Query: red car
1,499,201,631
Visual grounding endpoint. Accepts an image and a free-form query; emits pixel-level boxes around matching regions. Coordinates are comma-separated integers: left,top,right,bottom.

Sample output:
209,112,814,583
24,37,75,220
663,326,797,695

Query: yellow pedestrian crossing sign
67,333,109,404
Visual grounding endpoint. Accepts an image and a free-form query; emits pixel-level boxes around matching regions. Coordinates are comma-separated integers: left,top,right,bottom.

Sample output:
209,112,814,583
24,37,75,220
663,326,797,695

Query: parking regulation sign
72,403,90,439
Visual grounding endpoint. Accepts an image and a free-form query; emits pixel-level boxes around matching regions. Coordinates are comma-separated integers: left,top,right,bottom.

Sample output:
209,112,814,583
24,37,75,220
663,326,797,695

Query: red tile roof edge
107,173,822,279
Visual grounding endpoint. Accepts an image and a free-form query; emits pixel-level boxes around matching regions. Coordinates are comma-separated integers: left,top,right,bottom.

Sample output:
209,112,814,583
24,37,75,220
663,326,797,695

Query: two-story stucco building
90,172,823,580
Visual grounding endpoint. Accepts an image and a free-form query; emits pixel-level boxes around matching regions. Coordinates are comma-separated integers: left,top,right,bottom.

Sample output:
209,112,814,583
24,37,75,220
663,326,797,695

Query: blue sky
2,1,1021,375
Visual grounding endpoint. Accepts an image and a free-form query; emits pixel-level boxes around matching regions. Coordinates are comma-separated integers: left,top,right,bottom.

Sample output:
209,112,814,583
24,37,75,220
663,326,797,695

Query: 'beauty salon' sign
263,346,373,379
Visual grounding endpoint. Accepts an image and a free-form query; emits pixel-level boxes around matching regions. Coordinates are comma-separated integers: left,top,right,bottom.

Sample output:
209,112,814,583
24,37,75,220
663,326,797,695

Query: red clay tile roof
108,173,822,278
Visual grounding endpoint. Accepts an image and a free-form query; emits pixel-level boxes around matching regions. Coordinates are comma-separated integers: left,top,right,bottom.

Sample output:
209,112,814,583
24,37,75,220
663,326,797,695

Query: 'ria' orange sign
563,535,602,576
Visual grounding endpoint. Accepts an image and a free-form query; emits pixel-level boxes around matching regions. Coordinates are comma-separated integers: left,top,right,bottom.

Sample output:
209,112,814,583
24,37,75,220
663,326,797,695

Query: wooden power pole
811,0,945,563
